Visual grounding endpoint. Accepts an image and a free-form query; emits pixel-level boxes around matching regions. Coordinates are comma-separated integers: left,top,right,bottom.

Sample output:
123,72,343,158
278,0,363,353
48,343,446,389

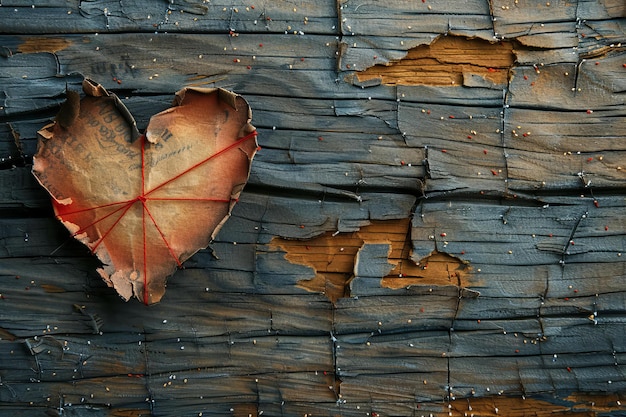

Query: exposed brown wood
274,219,472,302
17,37,72,54
381,250,469,289
355,35,515,86
448,393,626,417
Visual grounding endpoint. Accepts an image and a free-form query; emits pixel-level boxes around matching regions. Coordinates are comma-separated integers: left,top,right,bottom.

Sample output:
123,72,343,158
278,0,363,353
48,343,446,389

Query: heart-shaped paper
33,79,257,304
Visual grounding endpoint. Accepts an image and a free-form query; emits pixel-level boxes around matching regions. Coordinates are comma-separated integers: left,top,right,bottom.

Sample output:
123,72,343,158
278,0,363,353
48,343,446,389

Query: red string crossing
59,130,258,305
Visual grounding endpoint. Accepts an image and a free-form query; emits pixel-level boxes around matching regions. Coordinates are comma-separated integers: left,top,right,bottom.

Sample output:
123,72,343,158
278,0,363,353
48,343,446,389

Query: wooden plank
148,372,337,416
0,1,338,35
508,60,626,111
0,217,85,258
411,197,625,262
0,169,50,209
1,33,345,97
489,0,577,46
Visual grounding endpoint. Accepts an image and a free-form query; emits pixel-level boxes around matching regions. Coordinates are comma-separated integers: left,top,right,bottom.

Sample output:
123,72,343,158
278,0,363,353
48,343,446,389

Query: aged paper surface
33,79,257,304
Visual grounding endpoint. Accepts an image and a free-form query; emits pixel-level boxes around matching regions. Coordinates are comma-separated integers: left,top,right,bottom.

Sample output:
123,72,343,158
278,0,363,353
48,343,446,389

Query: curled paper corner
33,78,257,304
99,269,133,302
82,78,110,97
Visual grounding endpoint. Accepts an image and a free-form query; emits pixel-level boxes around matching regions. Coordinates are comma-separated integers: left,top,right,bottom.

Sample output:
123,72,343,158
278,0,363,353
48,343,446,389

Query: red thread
90,203,135,252
141,134,148,305
58,130,258,305
148,197,234,202
143,203,183,269
57,199,135,217
145,131,257,197
141,134,146,196
64,199,137,249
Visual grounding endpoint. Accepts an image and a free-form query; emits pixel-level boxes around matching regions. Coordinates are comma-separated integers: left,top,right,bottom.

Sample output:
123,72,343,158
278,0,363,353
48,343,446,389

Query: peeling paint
382,250,470,289
272,218,473,303
354,35,516,86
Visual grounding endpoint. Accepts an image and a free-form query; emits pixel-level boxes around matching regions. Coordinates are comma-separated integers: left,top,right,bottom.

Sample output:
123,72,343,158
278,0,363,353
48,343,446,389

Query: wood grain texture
1,0,625,416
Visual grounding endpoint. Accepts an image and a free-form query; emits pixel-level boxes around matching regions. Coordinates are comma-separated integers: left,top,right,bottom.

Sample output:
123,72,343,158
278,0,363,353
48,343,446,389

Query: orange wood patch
382,250,469,289
18,37,72,53
449,393,625,417
110,409,151,417
271,218,471,302
356,35,515,86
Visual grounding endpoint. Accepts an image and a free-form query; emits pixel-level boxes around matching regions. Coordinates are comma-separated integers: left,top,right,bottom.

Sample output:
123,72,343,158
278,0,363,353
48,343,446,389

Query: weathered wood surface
1,0,625,416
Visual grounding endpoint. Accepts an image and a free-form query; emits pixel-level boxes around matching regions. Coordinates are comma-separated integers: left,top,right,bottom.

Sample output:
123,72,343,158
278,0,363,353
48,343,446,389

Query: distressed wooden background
1,1,625,416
